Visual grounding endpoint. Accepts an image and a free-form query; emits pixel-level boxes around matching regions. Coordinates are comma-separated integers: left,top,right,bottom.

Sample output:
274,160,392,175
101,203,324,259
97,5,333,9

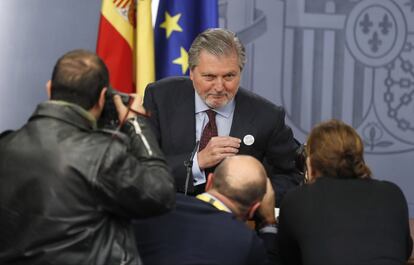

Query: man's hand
113,94,146,122
197,136,241,169
256,178,277,226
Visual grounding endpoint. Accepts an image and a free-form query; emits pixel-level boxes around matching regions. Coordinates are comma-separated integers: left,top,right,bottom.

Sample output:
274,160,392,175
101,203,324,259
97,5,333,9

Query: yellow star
173,47,189,74
159,12,183,38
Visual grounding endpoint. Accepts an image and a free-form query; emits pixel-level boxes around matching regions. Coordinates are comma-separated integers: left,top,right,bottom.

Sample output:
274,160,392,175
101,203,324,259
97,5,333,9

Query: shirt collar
194,91,235,118
35,100,97,130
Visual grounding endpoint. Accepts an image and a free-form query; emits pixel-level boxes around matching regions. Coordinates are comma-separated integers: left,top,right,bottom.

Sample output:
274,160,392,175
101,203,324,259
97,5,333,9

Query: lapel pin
243,134,255,146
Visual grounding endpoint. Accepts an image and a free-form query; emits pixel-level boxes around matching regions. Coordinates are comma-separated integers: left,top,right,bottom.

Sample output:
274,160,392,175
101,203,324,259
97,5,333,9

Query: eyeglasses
303,163,309,184
295,144,308,185
299,144,314,185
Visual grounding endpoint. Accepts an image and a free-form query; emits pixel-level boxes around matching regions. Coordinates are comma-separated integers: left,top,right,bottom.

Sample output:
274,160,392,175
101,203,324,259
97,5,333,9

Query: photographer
0,49,175,265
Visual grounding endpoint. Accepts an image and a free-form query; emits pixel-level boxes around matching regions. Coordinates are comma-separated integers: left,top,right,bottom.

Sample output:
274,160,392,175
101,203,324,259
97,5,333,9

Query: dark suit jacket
133,193,277,265
277,177,413,265
144,76,302,204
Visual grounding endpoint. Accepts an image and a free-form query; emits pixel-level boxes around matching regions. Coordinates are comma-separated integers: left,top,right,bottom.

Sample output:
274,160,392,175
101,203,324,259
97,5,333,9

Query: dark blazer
144,76,302,203
133,193,277,265
277,177,413,265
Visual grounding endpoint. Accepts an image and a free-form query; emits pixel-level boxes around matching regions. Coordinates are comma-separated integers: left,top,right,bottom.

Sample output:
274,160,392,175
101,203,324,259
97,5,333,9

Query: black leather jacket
0,101,176,265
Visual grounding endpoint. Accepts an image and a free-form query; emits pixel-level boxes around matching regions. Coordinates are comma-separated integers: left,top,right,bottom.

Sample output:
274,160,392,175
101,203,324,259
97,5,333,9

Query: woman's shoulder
369,178,406,197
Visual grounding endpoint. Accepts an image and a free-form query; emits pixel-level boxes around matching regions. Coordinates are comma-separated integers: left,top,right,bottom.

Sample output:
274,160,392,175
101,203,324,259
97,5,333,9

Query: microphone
184,140,200,195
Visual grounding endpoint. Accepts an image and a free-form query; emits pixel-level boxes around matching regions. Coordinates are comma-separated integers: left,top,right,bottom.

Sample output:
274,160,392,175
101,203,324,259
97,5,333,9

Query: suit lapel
170,81,196,151
230,89,256,153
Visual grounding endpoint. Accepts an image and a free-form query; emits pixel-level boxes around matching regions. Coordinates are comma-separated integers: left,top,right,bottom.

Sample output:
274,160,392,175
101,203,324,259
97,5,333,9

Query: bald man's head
211,155,267,210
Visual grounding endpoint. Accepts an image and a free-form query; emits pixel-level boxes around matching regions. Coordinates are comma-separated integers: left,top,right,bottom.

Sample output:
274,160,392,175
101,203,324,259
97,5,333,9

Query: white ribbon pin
243,134,255,146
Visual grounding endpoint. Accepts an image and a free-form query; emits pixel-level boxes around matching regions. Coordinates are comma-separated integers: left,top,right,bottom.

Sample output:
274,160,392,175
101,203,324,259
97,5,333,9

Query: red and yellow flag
96,0,154,96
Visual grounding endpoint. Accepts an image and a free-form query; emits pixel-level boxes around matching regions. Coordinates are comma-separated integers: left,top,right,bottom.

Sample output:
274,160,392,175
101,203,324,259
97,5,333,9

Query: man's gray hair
188,28,246,71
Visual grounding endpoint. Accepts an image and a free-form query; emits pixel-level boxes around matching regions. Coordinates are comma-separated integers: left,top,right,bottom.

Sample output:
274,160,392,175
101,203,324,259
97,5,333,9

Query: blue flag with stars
154,0,218,79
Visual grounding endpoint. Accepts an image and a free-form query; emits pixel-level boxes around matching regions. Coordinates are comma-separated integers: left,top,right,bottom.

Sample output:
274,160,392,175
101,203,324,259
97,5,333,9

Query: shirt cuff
258,224,278,234
192,152,206,186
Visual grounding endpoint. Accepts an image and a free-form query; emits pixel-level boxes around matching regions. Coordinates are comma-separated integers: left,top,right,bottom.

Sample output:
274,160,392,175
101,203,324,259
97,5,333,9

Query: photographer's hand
113,94,146,122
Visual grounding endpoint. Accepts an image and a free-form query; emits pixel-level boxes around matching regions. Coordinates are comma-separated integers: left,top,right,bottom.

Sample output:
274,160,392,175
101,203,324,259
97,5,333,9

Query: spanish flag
96,0,154,96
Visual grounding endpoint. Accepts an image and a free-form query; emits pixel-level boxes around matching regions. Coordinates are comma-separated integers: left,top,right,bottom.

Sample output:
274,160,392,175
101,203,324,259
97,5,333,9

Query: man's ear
46,80,52,99
247,201,261,220
98,87,107,109
205,173,214,192
189,69,194,81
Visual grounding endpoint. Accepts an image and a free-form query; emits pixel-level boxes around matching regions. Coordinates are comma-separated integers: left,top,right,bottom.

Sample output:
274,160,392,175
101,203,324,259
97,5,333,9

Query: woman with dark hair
278,119,412,265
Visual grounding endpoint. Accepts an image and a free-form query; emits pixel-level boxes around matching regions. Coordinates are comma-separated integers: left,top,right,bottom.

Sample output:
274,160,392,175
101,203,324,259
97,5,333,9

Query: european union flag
154,0,218,79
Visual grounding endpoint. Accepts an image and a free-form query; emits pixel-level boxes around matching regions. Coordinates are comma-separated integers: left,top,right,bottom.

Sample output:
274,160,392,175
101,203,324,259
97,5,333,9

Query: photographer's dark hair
305,119,372,179
50,49,109,110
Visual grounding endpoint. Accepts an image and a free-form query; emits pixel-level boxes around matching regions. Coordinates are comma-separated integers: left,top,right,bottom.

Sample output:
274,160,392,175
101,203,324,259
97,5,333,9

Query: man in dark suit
144,28,302,204
133,155,278,265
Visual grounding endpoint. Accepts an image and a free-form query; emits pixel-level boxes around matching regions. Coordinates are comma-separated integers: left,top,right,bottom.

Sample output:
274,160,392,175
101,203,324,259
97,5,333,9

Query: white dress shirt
192,92,235,185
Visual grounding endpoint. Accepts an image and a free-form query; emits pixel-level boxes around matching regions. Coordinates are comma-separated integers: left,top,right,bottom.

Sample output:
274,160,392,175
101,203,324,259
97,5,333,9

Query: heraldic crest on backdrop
220,0,414,154
280,0,414,154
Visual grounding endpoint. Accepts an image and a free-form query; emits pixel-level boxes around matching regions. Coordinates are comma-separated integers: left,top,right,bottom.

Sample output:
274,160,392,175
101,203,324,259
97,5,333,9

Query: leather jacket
0,101,176,265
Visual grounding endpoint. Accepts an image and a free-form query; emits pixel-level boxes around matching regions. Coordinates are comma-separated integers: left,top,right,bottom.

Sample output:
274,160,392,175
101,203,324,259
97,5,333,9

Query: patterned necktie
199,109,218,151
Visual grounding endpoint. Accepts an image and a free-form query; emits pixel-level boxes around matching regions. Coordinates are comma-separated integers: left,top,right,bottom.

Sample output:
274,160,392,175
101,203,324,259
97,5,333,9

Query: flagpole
136,0,155,97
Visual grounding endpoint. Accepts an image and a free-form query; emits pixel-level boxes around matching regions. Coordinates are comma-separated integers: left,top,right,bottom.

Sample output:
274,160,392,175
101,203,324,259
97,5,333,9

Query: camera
98,86,131,129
